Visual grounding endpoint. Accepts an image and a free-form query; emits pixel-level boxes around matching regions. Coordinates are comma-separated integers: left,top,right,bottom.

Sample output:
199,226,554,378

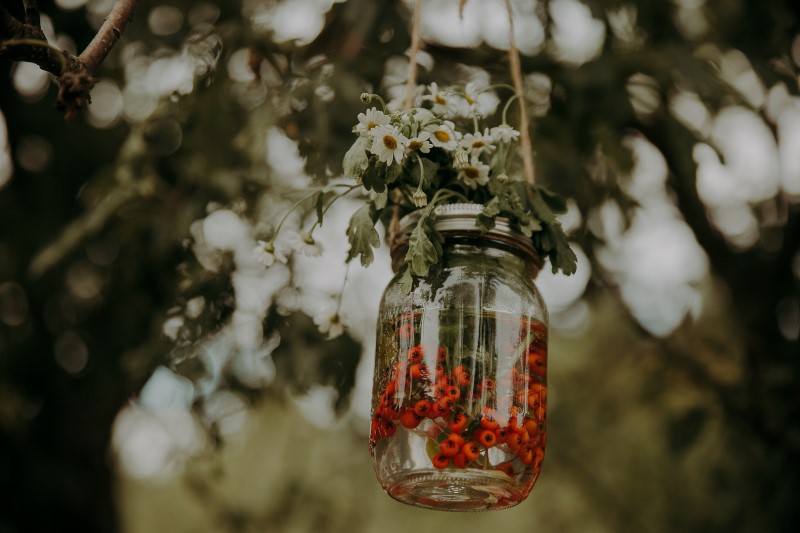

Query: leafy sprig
257,83,577,295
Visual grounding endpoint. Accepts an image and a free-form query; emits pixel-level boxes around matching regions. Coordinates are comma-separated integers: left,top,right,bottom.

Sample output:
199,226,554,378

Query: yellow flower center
472,141,485,149
465,93,475,105
408,140,423,150
383,135,398,150
434,130,451,142
463,167,479,179
435,94,447,105
367,122,377,130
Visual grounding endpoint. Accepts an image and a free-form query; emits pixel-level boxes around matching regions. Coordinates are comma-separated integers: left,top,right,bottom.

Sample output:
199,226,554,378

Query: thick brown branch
0,5,22,39
23,0,41,28
78,0,140,72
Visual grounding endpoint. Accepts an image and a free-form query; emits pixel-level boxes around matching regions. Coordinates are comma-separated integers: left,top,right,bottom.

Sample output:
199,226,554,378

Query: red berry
399,409,422,429
430,401,449,418
452,452,468,468
477,429,497,448
445,385,460,400
462,441,480,462
407,345,424,363
437,346,448,363
495,461,515,477
409,363,428,379
398,323,414,339
432,453,450,469
506,432,522,452
494,427,508,444
413,399,432,418
439,438,460,457
480,414,499,430
449,412,468,433
447,433,465,448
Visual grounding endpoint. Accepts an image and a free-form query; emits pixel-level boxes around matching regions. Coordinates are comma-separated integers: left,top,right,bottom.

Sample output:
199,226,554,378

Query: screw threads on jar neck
389,203,543,277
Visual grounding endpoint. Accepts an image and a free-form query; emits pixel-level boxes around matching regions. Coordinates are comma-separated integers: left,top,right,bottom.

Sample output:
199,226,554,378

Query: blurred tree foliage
1,0,799,532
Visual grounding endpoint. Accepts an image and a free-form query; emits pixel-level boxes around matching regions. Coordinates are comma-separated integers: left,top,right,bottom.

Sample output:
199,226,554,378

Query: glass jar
370,204,549,511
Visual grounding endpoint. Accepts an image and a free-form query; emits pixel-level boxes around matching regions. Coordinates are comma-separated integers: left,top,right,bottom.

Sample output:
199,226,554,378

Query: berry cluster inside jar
370,310,547,481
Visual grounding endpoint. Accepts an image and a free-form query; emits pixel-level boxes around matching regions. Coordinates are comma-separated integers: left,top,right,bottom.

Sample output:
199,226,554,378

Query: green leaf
342,136,370,181
534,184,568,215
533,222,577,275
410,157,438,187
405,206,442,277
373,190,388,210
476,196,499,232
397,267,414,294
362,159,386,193
385,161,403,185
345,203,381,266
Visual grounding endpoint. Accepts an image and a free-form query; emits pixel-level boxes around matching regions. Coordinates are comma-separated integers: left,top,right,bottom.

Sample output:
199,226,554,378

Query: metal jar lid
389,203,542,273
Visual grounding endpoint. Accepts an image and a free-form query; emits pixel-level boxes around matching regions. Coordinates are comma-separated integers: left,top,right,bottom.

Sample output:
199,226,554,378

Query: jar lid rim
394,203,539,260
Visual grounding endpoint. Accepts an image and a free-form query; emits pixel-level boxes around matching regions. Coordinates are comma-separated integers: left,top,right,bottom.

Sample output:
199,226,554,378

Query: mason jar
369,203,549,511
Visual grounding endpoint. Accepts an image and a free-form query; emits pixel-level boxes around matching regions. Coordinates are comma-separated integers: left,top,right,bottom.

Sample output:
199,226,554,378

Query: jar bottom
383,469,530,511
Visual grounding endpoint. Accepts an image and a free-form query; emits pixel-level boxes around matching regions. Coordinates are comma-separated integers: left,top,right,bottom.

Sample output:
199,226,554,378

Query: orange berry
382,404,401,420
519,444,534,465
380,419,396,438
480,414,499,430
398,323,414,339
506,432,522,452
481,378,496,391
399,409,422,429
409,363,427,379
439,438,460,457
432,453,450,469
437,346,448,363
448,412,468,433
495,461,515,477
447,432,465,448
477,429,497,448
452,452,468,468
456,371,471,387
527,352,547,377
407,345,424,363
462,441,480,462
445,385,460,400
438,396,455,411
430,401,449,418
413,399,432,417
527,392,541,410
523,417,539,436
494,427,508,445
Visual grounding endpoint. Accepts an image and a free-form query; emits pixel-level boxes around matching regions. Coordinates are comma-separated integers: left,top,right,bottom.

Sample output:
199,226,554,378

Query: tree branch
0,5,22,39
23,0,41,28
78,0,140,72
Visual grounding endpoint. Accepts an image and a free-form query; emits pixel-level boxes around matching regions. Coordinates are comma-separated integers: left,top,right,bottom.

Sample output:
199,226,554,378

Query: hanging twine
503,0,536,185
404,0,423,109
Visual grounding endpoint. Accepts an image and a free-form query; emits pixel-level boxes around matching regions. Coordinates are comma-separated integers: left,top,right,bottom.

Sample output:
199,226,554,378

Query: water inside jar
370,308,547,511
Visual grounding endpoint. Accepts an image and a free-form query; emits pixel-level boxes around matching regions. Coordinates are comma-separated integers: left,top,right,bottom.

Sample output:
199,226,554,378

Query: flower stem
501,93,521,126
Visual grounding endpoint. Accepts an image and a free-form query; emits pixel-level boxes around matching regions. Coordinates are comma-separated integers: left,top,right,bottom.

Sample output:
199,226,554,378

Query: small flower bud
360,93,372,103
453,149,470,169
412,189,428,208
496,173,510,184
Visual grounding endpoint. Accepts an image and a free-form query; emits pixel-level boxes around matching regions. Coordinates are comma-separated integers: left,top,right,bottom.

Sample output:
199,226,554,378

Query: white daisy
455,82,500,118
490,124,520,142
460,130,496,157
423,82,455,115
369,125,408,165
314,310,346,339
287,232,323,257
356,107,391,135
427,120,459,151
253,240,287,267
457,158,491,189
406,131,432,154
